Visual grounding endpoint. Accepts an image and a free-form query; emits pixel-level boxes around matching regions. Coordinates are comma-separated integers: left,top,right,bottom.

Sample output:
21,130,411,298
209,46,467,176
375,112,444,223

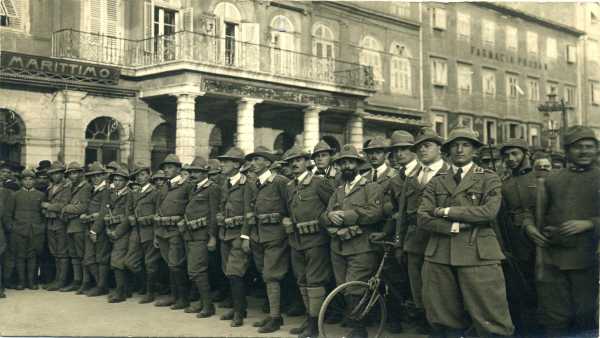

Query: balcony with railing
52,29,375,93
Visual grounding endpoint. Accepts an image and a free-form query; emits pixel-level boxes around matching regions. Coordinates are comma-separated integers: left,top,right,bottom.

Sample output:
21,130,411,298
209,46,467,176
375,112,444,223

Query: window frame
457,63,473,96
482,19,495,46
457,12,470,40
482,68,497,97
431,57,448,87
527,31,538,55
505,25,518,51
433,113,448,138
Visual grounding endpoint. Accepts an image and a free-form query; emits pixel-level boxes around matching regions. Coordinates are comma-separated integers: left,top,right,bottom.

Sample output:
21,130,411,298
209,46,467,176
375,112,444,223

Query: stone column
347,109,364,151
236,98,263,154
174,92,203,165
303,106,325,153
59,90,87,164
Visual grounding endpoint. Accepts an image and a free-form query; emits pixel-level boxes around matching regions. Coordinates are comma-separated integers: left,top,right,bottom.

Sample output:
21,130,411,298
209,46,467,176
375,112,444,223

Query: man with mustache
320,144,384,338
535,126,600,337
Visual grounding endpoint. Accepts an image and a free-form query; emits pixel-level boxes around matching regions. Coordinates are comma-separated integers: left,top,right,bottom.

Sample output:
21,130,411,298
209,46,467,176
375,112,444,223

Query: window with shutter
482,69,496,97
457,12,470,40
311,23,335,81
270,15,297,76
507,74,519,98
506,26,518,51
80,0,122,64
432,7,447,30
241,22,260,71
527,78,539,101
482,20,495,46
214,2,242,66
431,58,447,86
359,36,383,88
592,83,600,105
457,63,472,95
527,31,538,54
0,0,28,31
566,45,577,63
546,37,557,59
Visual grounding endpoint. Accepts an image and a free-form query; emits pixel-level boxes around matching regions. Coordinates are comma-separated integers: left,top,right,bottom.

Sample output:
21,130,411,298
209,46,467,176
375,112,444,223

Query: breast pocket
434,192,450,205
464,189,483,205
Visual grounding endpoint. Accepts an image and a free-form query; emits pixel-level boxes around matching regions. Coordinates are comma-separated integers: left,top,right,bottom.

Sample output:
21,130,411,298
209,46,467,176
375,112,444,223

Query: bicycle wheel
318,281,387,338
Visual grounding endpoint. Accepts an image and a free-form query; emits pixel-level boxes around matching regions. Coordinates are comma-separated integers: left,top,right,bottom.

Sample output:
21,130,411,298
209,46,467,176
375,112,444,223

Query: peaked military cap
363,136,390,152
283,146,310,162
188,156,209,171
110,167,130,179
160,154,182,168
20,168,36,179
500,138,530,155
85,162,106,176
334,144,365,163
563,125,598,146
151,170,167,181
217,147,245,162
65,161,84,174
46,161,66,174
413,128,444,148
443,126,483,150
245,146,276,162
389,130,415,148
312,140,335,157
130,162,151,178
207,159,222,175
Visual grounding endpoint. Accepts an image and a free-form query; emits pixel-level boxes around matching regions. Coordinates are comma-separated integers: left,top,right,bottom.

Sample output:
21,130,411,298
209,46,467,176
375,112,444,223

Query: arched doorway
321,136,340,153
209,120,235,158
273,132,296,155
85,117,122,166
151,122,175,171
0,108,25,164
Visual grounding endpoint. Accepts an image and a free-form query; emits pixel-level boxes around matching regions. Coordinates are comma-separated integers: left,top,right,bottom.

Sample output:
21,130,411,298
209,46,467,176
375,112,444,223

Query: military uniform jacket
384,163,421,236
365,166,397,219
218,174,252,241
96,189,131,241
183,179,219,241
500,167,536,261
399,162,450,254
130,185,159,243
88,182,109,233
63,180,92,234
286,172,334,251
11,188,45,237
320,176,384,256
0,187,15,254
247,173,290,244
313,166,343,188
155,177,188,239
417,164,504,266
44,180,72,230
543,167,600,270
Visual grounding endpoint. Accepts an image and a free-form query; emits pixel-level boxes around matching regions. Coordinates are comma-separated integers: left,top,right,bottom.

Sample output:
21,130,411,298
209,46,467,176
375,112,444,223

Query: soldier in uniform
97,167,132,303
179,156,219,318
498,138,539,335
216,147,252,327
246,146,291,333
533,126,600,336
35,160,51,193
61,162,92,292
125,163,161,304
396,128,448,334
283,146,335,338
42,162,73,291
154,154,189,309
320,144,384,338
0,161,20,289
151,170,168,188
0,184,14,298
84,162,111,296
478,145,504,175
417,126,514,337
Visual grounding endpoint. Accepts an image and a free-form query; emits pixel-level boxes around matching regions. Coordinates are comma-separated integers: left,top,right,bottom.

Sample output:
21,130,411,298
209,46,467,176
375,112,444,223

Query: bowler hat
36,160,51,172
245,146,276,162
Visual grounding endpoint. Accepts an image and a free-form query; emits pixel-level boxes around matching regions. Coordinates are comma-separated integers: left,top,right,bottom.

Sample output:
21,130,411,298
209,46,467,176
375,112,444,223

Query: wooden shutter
104,0,123,64
241,22,259,71
181,7,193,32
143,0,153,52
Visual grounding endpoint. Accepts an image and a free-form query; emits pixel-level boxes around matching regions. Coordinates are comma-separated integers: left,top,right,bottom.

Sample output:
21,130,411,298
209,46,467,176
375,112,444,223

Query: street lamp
537,91,573,151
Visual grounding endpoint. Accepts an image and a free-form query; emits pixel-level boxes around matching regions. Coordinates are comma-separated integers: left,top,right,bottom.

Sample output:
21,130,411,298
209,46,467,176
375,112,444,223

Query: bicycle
318,240,398,338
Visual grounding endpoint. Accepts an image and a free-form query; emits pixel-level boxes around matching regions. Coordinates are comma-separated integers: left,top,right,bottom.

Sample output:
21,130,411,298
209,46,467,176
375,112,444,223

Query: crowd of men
0,124,599,338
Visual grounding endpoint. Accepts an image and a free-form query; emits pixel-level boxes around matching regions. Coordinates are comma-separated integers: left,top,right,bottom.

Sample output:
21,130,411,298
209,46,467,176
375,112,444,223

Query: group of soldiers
0,123,599,338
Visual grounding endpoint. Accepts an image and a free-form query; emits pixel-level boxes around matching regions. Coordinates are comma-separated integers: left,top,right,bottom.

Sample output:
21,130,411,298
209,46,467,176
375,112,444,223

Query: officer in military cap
417,126,514,337
61,162,92,292
9,168,44,290
320,144,384,338
154,154,189,309
42,162,73,292
83,162,111,296
534,126,600,336
97,167,132,303
283,146,335,338
125,162,161,304
498,138,539,335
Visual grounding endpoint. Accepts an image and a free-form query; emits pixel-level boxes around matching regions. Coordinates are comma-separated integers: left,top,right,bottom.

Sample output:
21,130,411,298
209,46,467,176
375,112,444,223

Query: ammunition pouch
155,216,182,228
137,215,155,227
223,216,244,229
327,225,363,241
296,220,320,235
185,217,208,231
104,214,124,226
257,213,282,226
44,210,58,219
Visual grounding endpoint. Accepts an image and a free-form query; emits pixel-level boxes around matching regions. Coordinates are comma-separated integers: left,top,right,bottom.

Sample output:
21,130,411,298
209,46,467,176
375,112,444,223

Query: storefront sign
0,52,120,85
470,46,548,71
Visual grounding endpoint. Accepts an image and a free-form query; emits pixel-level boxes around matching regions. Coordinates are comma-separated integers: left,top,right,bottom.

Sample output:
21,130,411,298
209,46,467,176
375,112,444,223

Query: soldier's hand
41,202,50,209
153,236,160,249
241,238,251,254
525,225,549,247
89,230,97,243
558,220,594,236
369,232,387,242
207,235,217,252
328,211,344,226
542,226,559,238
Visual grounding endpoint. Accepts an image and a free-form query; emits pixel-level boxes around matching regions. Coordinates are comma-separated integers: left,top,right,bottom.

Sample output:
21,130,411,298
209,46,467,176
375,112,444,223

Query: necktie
420,167,432,185
256,180,262,189
373,171,378,182
399,167,406,180
453,167,463,185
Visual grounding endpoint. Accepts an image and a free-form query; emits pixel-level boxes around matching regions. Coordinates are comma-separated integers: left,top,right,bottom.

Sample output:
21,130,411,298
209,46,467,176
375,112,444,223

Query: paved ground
0,289,426,337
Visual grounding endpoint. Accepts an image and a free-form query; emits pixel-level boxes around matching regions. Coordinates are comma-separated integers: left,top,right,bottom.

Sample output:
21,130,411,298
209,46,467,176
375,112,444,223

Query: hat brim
334,155,365,163
65,168,84,174
412,136,444,149
160,161,182,169
186,166,209,171
388,143,414,149
109,172,129,179
363,146,388,152
46,168,65,174
443,136,484,150
85,170,105,177
284,153,309,162
311,149,334,158
217,155,244,162
245,152,275,162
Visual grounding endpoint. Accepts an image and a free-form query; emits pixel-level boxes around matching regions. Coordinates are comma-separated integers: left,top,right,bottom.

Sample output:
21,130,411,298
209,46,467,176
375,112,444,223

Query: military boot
108,269,127,303
223,276,247,327
299,287,326,338
47,259,69,291
139,272,156,304
27,258,39,290
77,266,92,294
196,273,215,318
61,261,82,292
171,269,189,310
155,271,176,307
15,259,26,290
290,287,309,335
87,264,109,296
258,282,283,333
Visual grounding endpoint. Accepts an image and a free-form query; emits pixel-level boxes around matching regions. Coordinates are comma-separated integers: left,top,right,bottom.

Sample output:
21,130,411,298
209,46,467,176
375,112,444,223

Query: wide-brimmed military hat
130,162,151,178
160,154,182,168
217,147,245,162
65,161,84,174
245,146,276,162
46,161,66,174
109,167,130,180
187,156,209,171
151,170,167,181
389,130,415,148
334,144,365,163
207,159,222,175
500,138,530,155
85,162,106,176
363,136,390,152
20,168,36,179
563,125,598,146
311,140,335,158
283,146,310,162
443,126,483,151
413,128,444,149
106,161,121,171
